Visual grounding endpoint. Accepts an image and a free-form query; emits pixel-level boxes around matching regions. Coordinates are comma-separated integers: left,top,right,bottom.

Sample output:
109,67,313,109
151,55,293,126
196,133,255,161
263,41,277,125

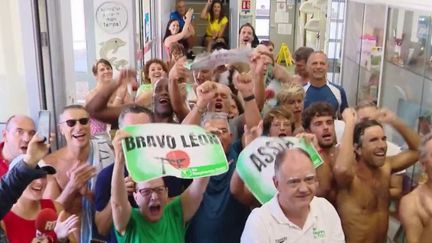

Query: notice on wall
275,11,289,23
122,124,229,182
236,137,323,204
96,2,128,34
278,23,292,35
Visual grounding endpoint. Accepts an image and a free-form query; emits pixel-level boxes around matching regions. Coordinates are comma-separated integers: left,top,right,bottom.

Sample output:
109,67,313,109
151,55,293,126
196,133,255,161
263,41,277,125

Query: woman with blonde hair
277,82,305,134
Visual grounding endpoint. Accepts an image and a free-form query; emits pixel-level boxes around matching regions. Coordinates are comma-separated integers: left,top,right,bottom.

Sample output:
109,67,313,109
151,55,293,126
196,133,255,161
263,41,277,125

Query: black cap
37,165,56,175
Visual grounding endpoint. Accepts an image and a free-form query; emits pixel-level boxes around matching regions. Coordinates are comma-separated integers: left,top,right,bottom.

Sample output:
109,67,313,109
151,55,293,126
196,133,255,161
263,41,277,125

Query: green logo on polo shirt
313,228,326,239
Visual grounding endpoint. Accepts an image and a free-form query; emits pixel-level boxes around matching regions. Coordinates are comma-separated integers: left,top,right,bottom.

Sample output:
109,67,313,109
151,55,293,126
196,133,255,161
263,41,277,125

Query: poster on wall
95,2,128,34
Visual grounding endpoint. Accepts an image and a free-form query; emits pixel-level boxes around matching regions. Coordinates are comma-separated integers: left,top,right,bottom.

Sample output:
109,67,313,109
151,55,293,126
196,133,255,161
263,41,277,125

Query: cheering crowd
1,0,431,242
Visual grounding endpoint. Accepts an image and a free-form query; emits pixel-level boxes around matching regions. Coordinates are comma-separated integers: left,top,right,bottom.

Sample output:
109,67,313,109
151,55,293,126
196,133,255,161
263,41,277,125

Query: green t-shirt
115,197,185,243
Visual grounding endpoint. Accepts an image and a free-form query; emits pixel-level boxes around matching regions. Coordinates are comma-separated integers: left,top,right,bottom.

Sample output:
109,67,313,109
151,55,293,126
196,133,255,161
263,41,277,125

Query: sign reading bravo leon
236,136,323,204
122,124,228,182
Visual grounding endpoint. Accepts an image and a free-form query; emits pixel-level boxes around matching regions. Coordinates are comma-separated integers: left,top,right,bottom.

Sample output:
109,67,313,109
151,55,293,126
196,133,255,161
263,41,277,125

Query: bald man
1,115,36,177
241,148,344,242
303,51,348,117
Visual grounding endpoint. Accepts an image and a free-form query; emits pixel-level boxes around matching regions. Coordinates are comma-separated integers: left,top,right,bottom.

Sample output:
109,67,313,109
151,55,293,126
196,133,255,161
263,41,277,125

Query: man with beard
334,108,420,243
110,130,209,242
1,115,36,177
301,102,337,201
303,51,348,116
400,133,432,243
43,105,114,242
185,112,251,243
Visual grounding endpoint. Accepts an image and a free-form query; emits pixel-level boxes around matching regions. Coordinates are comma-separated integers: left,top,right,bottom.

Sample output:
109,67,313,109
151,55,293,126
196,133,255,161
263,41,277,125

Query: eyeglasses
286,174,317,188
138,185,167,197
60,118,89,127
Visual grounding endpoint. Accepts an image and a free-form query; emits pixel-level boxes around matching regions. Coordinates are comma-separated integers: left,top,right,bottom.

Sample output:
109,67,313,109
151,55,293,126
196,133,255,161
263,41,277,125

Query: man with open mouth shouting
0,115,36,178
110,129,209,243
42,104,114,242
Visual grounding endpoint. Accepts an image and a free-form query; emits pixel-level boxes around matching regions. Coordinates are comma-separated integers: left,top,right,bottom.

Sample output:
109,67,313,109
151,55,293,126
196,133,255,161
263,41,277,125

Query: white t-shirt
241,195,345,243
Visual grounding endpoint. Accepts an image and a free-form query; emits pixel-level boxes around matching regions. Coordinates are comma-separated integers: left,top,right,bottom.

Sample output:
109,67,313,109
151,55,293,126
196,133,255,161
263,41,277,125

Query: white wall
0,0,41,121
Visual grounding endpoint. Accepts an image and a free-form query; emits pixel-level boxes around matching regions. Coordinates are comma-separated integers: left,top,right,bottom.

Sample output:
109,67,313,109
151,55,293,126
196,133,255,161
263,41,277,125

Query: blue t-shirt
170,11,185,28
186,141,251,243
304,82,348,116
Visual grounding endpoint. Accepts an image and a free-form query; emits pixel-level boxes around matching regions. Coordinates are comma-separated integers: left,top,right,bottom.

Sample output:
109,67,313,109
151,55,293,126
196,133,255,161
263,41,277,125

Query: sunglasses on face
60,118,90,127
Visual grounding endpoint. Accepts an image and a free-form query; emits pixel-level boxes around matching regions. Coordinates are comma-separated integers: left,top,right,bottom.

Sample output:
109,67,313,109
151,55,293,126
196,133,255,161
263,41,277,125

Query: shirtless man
399,133,432,243
334,108,420,243
302,102,337,201
43,105,113,242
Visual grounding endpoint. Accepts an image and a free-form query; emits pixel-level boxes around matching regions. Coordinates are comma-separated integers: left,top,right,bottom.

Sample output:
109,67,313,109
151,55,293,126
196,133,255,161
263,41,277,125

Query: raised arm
0,133,52,219
379,109,420,172
333,108,357,187
180,177,209,223
181,81,217,125
200,0,211,20
111,130,132,234
235,72,261,130
85,69,135,127
273,63,293,84
232,123,262,206
164,9,193,48
168,57,190,122
249,45,273,111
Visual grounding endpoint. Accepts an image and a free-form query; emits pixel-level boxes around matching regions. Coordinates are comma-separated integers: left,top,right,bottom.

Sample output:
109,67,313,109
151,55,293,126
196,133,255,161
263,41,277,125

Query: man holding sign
186,113,251,243
111,128,210,242
241,148,344,242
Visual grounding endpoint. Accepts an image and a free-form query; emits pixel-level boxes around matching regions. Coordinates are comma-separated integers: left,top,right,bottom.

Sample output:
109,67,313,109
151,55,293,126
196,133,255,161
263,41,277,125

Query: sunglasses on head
61,118,89,127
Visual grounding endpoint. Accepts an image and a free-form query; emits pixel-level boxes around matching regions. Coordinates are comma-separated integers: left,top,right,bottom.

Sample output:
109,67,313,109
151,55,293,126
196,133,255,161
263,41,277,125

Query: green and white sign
122,124,228,182
236,136,323,204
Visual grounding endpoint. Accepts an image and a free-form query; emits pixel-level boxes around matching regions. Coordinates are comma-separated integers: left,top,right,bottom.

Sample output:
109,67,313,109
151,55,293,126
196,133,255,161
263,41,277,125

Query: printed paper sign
185,48,252,70
122,124,228,182
236,136,323,204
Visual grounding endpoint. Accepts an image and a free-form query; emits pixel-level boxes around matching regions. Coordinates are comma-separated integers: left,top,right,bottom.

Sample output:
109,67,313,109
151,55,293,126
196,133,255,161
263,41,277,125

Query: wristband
243,94,255,102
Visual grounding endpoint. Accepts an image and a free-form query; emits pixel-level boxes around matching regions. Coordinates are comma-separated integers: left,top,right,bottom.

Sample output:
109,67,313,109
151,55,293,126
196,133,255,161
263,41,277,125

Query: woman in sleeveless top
86,59,134,136
163,8,194,56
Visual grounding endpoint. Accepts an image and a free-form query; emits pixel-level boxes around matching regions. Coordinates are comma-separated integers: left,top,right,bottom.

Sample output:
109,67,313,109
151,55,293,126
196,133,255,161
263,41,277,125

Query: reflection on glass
71,0,87,72
385,9,431,76
255,19,270,37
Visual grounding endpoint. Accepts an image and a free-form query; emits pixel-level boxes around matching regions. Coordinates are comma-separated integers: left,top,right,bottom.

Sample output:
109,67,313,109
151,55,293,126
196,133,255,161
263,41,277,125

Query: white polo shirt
241,196,345,243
